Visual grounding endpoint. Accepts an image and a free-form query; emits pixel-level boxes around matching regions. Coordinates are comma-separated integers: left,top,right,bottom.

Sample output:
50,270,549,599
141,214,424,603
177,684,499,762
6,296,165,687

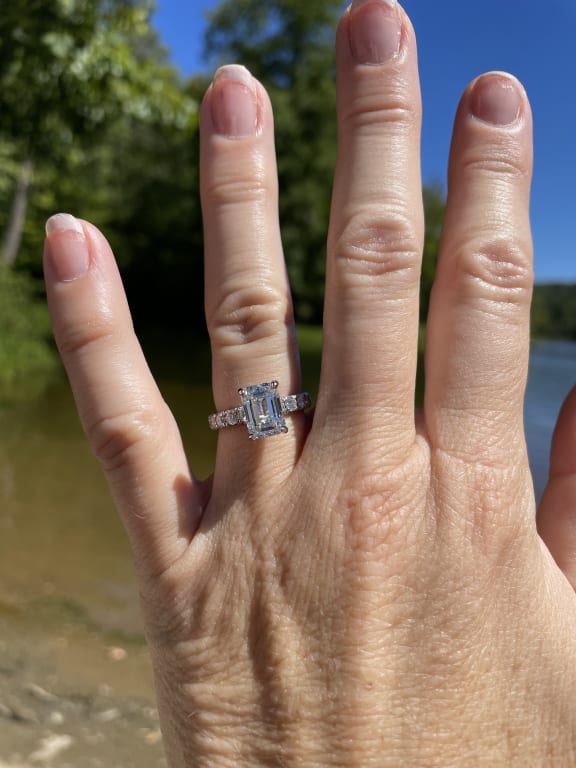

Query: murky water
0,374,216,638
0,338,574,642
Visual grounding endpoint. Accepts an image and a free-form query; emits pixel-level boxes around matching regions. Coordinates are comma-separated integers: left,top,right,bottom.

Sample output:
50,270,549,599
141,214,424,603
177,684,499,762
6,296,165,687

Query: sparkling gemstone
242,383,286,440
227,410,238,426
296,393,310,410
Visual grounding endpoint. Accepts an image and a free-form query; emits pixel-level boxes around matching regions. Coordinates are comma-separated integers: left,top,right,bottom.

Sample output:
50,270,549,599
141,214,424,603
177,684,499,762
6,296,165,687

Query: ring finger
200,66,303,478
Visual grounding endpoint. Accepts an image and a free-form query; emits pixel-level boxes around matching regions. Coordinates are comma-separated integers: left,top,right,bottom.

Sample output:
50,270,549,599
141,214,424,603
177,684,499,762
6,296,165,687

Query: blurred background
0,1,574,765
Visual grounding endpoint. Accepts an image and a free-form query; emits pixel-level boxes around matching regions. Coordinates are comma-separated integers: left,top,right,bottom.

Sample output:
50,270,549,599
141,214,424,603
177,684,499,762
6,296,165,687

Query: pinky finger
537,385,576,588
44,214,202,578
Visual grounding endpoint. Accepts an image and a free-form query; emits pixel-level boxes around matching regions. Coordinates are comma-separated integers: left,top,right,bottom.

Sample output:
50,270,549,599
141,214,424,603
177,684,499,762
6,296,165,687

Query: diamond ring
208,381,312,440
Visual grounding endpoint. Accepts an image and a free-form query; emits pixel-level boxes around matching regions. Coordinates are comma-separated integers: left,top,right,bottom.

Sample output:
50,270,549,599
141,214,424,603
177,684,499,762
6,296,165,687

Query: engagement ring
208,381,311,440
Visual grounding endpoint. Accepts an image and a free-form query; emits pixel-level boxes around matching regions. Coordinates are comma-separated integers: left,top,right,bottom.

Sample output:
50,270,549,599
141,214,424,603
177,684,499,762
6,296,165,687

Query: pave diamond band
208,381,312,440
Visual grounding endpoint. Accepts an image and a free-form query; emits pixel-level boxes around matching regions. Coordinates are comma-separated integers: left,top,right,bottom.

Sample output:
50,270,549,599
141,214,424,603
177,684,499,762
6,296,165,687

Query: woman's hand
43,1,576,765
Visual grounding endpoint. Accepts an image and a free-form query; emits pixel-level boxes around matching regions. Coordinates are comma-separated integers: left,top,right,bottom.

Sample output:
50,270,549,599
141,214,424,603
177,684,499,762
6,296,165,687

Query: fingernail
45,213,89,282
349,0,401,65
470,73,522,126
211,64,258,138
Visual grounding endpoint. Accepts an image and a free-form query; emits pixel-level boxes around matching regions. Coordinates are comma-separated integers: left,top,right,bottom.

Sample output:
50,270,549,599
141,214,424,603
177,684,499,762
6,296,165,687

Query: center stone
242,383,286,440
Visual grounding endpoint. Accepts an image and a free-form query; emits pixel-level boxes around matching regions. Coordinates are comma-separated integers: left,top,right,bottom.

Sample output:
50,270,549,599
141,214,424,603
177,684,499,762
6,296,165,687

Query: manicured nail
45,213,89,282
470,73,522,126
211,64,258,138
349,0,400,65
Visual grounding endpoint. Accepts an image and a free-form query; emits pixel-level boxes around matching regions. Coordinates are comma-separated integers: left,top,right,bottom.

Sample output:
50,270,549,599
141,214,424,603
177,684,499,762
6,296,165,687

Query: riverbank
0,607,163,767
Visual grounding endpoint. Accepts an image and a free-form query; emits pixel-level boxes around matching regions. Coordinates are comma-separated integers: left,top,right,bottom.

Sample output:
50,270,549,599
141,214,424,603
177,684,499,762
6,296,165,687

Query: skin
43,2,576,766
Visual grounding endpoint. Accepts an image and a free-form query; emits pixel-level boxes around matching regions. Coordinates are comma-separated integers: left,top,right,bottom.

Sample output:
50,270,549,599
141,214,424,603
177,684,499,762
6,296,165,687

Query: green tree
0,0,196,266
0,264,55,401
0,1,199,393
420,182,445,324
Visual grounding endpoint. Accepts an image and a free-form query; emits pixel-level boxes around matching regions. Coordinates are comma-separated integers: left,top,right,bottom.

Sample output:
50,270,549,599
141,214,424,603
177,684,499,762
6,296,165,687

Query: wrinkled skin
43,2,576,766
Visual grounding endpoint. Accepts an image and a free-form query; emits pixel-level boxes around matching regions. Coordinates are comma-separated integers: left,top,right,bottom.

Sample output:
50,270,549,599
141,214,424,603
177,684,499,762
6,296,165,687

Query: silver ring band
208,381,311,440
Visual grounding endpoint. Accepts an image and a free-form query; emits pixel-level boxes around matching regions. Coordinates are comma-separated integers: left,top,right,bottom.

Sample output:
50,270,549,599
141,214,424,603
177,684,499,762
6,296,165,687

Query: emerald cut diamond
208,381,310,438
241,382,287,440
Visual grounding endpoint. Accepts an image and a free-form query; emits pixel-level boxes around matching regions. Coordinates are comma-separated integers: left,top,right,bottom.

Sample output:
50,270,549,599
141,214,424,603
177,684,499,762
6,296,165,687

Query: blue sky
153,0,575,283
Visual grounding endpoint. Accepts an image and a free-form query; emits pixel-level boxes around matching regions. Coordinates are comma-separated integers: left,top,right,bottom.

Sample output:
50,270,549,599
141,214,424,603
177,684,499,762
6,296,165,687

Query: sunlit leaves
0,0,199,386
0,0,196,156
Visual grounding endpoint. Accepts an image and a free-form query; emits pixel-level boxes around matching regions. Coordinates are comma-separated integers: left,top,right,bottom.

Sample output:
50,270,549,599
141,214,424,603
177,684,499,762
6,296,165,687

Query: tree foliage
0,0,199,394
0,264,55,401
0,0,194,158
0,0,197,262
205,0,343,84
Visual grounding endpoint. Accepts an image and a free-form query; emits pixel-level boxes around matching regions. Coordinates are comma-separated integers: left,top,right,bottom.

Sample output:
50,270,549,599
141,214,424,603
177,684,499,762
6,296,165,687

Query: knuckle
342,84,418,134
203,174,275,209
460,144,528,181
332,207,421,282
86,404,164,473
337,451,428,558
455,239,533,308
434,448,533,551
207,282,291,349
56,314,115,358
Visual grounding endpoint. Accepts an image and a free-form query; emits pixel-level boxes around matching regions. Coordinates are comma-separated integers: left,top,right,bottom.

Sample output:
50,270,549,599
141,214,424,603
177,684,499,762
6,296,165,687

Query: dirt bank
0,609,165,767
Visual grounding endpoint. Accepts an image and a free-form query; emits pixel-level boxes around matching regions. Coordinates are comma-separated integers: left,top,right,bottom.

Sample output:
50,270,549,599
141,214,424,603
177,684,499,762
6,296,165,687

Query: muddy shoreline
0,608,165,767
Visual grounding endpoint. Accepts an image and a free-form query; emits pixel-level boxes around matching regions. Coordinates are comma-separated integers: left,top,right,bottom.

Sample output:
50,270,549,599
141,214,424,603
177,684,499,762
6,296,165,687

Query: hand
43,1,576,765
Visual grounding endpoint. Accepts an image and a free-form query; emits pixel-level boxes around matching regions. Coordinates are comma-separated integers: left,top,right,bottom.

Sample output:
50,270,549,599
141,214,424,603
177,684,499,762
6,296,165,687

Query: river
525,340,576,500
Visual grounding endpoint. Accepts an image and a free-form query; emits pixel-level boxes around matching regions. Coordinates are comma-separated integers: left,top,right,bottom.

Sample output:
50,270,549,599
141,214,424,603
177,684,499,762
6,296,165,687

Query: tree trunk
1,156,34,266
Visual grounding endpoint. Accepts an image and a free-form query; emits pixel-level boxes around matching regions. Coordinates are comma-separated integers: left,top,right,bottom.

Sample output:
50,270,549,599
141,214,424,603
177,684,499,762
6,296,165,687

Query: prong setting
209,382,311,439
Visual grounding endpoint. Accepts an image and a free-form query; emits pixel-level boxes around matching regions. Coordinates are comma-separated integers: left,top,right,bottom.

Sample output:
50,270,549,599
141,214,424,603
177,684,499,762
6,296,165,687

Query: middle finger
320,0,423,460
